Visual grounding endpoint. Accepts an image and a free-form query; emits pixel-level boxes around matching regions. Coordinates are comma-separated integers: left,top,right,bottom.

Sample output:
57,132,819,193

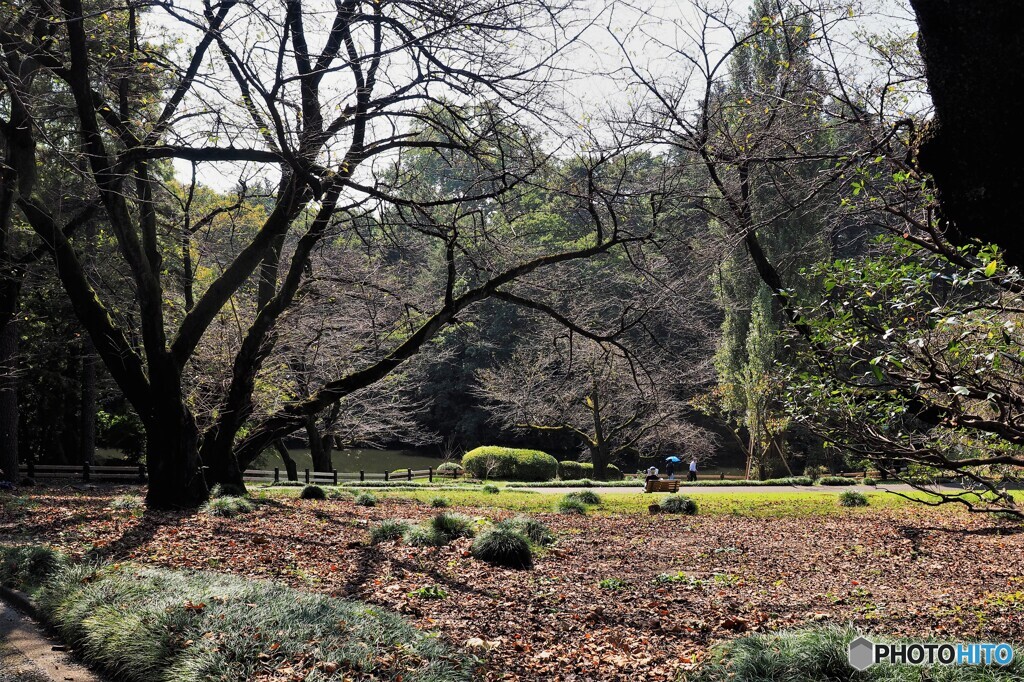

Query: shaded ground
0,601,104,682
2,486,1023,681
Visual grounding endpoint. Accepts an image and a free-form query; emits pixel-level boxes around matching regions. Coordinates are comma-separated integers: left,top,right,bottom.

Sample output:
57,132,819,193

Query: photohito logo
848,636,1015,671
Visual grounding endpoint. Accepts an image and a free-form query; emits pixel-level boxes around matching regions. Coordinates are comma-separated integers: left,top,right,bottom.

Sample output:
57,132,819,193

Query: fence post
360,470,364,482
407,468,412,481
720,473,725,480
83,462,90,483
429,467,433,483
138,464,146,484
384,470,389,482
304,469,310,483
333,470,338,485
274,468,280,483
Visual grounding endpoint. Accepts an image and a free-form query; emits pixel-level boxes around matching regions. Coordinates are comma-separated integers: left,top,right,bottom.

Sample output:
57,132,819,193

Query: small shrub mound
817,476,857,486
299,485,326,500
566,490,601,505
436,462,464,477
838,490,869,507
481,484,500,494
660,494,698,515
202,496,254,518
462,446,558,482
404,525,445,547
471,527,532,569
689,624,1024,681
556,496,587,515
500,517,554,546
33,562,467,682
354,492,377,507
430,512,475,542
429,496,449,508
862,477,878,486
370,520,412,544
557,461,623,480
0,545,63,593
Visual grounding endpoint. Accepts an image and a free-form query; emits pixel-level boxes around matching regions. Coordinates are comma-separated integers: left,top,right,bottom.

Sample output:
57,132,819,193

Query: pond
249,448,447,474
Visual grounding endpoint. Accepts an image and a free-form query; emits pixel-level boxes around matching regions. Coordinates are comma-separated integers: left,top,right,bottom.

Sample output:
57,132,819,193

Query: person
688,458,698,482
665,459,675,480
644,466,659,484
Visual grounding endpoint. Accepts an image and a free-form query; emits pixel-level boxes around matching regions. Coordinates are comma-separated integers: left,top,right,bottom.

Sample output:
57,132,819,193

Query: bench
644,479,680,493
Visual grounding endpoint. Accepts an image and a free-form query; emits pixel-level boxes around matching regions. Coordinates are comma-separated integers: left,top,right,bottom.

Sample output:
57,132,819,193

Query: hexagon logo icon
848,636,875,671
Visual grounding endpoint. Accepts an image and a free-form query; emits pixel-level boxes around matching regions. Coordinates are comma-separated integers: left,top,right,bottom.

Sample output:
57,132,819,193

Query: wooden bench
644,479,680,493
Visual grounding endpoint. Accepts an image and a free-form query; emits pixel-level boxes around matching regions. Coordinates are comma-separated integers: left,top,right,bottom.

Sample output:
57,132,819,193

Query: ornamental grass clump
566,490,601,505
660,494,698,515
471,527,532,569
201,496,254,518
500,517,554,546
430,512,475,542
429,496,449,508
354,492,377,507
838,490,869,507
299,485,326,500
556,496,587,515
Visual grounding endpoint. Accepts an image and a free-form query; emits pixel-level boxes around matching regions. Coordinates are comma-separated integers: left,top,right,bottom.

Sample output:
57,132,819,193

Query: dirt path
0,601,104,682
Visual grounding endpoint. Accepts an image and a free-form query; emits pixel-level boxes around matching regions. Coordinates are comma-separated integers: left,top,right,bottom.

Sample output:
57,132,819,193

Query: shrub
370,520,412,544
408,585,448,599
556,496,587,515
354,492,377,507
0,545,63,592
461,446,558,482
838,490,869,507
481,484,500,494
327,487,355,499
201,496,254,518
299,485,326,500
33,562,467,682
660,494,698,515
566,490,601,505
803,465,828,481
578,478,594,488
558,461,623,481
429,496,449,508
471,527,532,569
506,479,639,488
436,462,463,476
430,512,475,542
817,476,857,486
500,517,554,546
862,477,877,486
404,525,445,547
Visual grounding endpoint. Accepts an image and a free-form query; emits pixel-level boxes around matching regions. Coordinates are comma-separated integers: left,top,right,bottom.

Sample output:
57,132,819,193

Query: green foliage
470,527,532,569
33,562,468,681
299,485,326,500
683,477,814,487
354,492,377,507
461,447,558,482
109,494,144,511
403,525,445,547
370,520,412,544
556,496,587,515
209,483,247,498
436,462,463,476
481,484,500,495
689,624,1023,681
862,477,877,486
565,490,601,505
408,585,448,600
817,476,857,486
558,461,625,481
429,512,475,542
0,545,64,593
201,497,254,518
838,490,869,507
804,465,829,481
498,517,554,546
660,494,698,515
598,577,627,590
507,479,639,488
429,497,449,508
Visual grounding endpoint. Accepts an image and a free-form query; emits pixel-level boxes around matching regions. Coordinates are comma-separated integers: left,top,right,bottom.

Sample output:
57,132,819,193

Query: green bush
660,494,698,515
863,477,878,486
354,492,377,507
299,485,326,500
803,465,829,481
566,490,601,505
436,462,463,476
681,476,814,487
481,484,500,494
499,517,554,546
0,545,63,593
33,562,468,682
689,624,1024,681
461,447,557,482
404,525,445,547
471,527,532,569
370,520,412,544
557,461,624,480
429,496,449,508
430,512,475,542
839,490,869,507
818,476,857,486
556,496,587,515
506,479,639,488
201,496,254,518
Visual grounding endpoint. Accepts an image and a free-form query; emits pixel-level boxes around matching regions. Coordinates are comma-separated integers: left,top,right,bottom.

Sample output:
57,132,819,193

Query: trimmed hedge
462,447,557,482
556,461,624,481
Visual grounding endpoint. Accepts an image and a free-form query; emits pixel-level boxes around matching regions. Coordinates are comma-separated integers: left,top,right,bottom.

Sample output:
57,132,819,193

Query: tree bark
0,319,18,483
306,416,332,472
589,385,609,481
143,390,208,508
274,439,298,481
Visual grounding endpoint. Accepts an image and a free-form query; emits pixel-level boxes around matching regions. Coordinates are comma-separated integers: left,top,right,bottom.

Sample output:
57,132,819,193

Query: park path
0,600,105,682
517,483,930,495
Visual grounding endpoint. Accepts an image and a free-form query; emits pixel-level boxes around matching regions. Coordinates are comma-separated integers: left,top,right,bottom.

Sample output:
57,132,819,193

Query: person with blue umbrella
664,455,681,480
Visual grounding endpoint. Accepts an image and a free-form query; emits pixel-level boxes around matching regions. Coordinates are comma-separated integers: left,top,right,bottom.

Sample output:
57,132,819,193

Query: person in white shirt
688,458,698,482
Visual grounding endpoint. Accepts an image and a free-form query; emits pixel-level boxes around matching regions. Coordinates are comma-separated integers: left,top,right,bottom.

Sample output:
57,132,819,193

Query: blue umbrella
664,456,681,463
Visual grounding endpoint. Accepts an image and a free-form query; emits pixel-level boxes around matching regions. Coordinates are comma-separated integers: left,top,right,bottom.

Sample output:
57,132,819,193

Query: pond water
249,448,446,474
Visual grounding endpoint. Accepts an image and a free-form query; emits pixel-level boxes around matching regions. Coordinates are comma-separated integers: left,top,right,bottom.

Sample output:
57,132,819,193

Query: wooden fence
16,464,460,485
18,463,147,483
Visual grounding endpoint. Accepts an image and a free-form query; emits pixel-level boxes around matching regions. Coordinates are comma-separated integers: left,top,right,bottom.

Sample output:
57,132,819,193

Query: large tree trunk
306,416,332,472
79,338,97,466
0,319,17,483
274,439,298,481
910,1,1024,264
144,394,208,508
